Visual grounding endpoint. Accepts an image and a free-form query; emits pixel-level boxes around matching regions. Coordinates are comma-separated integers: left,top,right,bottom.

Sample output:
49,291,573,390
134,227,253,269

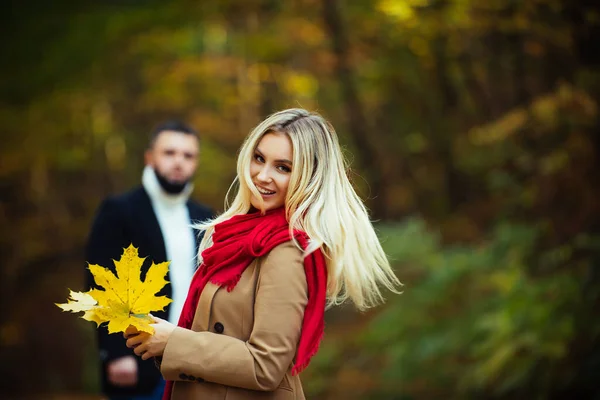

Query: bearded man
85,121,213,400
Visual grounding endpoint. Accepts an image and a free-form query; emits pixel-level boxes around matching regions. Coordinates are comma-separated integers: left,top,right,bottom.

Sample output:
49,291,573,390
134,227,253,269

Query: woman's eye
254,154,264,163
277,165,291,173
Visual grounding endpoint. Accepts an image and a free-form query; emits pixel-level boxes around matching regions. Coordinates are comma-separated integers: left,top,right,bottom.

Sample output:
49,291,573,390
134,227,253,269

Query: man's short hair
149,120,198,147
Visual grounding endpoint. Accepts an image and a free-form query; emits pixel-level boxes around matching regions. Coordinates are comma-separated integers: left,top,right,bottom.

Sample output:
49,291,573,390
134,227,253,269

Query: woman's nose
257,166,272,182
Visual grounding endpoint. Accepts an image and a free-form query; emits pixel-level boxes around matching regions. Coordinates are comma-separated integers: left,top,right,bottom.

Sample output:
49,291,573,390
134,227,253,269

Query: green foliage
304,220,597,399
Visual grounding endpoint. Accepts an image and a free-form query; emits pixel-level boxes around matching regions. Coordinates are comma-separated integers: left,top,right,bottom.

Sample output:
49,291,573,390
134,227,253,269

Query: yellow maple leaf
56,244,172,334
55,290,103,325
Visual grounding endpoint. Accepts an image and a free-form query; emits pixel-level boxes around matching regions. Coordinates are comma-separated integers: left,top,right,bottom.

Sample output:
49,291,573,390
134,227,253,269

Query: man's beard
153,168,189,194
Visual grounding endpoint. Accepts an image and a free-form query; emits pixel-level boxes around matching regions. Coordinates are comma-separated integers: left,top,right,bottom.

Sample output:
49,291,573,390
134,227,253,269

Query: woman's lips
256,184,275,195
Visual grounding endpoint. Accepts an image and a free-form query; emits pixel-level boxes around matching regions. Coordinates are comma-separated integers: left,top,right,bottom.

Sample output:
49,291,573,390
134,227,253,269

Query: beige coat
160,241,308,400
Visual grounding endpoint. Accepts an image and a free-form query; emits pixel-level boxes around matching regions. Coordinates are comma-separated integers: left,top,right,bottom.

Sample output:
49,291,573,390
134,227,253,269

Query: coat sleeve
160,241,308,391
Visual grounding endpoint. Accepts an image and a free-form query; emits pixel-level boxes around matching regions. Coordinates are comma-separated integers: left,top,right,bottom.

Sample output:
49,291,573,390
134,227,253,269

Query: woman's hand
125,315,176,361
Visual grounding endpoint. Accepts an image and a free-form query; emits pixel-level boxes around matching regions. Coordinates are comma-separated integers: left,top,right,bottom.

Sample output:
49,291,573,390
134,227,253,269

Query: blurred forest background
1,0,600,399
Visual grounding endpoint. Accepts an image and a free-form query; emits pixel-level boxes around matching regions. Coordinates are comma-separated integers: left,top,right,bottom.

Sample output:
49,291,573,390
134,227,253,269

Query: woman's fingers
133,342,147,357
133,340,154,360
125,335,140,349
123,325,164,360
126,332,149,349
124,325,140,339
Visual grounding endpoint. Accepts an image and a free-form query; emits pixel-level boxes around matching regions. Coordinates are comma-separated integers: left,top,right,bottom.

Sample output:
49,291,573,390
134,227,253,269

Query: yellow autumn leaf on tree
56,244,172,334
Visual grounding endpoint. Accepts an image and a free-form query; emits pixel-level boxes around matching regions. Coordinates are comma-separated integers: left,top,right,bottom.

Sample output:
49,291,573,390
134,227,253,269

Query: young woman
125,108,401,400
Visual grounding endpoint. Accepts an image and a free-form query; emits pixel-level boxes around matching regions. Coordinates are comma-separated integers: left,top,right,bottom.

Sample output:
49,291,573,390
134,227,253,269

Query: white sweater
142,165,196,324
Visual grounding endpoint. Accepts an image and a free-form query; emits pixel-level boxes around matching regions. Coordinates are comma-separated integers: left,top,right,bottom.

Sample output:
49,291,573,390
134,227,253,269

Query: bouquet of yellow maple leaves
56,244,172,334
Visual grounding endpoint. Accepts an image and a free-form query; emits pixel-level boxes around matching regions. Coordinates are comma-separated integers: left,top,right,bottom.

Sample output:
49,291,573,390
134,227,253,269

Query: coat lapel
193,281,220,331
186,200,211,254
133,187,167,263
187,201,200,250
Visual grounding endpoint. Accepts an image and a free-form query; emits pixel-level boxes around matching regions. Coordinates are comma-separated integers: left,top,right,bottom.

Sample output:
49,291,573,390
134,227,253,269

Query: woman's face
249,132,293,211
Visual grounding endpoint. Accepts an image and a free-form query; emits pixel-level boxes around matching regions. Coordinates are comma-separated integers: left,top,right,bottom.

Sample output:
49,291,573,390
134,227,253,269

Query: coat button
196,377,205,383
214,322,224,334
179,373,189,380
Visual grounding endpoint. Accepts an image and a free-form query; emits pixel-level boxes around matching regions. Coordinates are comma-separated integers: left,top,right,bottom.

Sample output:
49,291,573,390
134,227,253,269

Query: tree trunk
322,0,387,218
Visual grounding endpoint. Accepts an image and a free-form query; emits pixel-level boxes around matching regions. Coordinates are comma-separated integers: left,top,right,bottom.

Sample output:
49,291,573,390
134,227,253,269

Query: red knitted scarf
163,207,327,400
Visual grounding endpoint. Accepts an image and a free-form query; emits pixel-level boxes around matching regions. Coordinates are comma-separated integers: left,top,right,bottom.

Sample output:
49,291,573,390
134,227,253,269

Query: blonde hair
195,108,401,310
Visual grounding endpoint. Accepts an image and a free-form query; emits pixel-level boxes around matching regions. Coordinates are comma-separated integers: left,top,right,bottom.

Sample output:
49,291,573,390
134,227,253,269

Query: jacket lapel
134,187,167,263
186,201,207,253
192,281,220,331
